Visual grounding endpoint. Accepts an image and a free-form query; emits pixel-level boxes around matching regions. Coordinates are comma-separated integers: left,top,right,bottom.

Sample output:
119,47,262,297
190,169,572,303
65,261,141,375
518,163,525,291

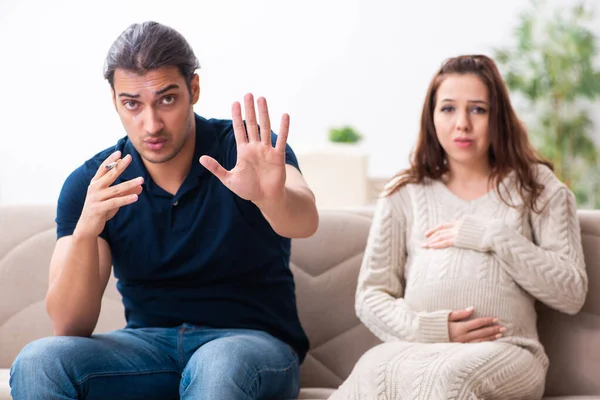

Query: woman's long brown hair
385,55,552,211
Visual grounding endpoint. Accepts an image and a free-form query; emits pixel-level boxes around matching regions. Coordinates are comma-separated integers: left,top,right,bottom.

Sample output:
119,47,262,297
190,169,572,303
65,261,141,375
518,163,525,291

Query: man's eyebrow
118,92,140,98
118,84,180,98
156,84,180,95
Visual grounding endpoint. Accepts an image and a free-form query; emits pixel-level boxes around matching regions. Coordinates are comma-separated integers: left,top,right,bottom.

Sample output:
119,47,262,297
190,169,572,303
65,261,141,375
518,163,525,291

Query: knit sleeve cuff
455,215,491,252
417,309,451,343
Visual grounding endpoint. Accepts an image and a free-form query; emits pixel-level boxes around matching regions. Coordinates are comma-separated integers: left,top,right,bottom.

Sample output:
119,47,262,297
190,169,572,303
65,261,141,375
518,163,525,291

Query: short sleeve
271,131,300,173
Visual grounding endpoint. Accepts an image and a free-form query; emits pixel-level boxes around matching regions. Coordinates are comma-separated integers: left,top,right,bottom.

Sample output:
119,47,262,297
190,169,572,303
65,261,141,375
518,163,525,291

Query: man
10,21,318,400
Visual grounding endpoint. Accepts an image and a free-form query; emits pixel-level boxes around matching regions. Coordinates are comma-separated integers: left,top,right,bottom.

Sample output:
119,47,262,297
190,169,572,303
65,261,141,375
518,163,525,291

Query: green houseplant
493,0,600,208
328,126,363,144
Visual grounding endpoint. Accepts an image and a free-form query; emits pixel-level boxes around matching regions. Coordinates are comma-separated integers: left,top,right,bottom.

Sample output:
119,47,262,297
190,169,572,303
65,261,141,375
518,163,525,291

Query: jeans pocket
283,343,299,363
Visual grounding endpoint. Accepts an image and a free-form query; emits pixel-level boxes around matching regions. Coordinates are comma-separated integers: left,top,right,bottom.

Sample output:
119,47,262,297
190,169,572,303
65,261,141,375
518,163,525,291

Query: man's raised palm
199,93,290,203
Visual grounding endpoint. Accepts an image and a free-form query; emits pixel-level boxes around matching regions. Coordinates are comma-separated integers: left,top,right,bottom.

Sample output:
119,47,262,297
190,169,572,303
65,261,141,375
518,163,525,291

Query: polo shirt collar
190,114,221,177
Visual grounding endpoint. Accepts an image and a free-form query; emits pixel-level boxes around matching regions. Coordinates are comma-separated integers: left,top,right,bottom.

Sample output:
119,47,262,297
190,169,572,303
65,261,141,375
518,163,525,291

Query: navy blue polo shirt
55,113,309,362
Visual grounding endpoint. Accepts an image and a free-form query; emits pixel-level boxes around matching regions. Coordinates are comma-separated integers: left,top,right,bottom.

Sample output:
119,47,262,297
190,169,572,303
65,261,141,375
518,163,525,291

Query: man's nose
143,109,165,135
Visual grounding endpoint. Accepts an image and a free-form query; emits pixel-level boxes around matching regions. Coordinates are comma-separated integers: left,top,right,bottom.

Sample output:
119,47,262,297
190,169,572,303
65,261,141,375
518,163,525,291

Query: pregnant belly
403,280,539,340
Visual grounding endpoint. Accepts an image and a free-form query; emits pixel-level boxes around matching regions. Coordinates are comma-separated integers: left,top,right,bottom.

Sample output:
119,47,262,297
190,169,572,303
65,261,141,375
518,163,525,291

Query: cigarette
105,161,119,170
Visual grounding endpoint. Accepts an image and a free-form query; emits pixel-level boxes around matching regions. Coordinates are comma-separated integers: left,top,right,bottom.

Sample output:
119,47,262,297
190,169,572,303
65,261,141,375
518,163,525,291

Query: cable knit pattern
329,165,588,400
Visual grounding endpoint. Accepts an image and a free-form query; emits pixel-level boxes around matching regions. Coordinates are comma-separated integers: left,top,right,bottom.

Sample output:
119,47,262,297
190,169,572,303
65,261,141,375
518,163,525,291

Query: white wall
1,0,598,204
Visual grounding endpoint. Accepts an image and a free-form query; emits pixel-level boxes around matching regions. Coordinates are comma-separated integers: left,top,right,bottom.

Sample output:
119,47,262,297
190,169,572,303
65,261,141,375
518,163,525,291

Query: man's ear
191,74,200,104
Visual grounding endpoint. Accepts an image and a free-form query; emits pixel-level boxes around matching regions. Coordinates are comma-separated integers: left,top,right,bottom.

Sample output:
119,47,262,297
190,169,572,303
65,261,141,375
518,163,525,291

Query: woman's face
433,73,491,172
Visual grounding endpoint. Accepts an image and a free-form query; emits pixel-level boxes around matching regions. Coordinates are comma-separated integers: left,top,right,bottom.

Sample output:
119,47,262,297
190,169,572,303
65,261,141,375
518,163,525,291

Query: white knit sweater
330,165,588,400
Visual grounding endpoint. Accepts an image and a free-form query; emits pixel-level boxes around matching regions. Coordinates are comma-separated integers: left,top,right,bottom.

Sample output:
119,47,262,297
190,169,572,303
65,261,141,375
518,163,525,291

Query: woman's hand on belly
448,306,507,343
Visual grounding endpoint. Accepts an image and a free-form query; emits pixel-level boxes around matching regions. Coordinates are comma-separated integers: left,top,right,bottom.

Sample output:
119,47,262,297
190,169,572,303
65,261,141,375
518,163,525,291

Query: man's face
112,66,200,164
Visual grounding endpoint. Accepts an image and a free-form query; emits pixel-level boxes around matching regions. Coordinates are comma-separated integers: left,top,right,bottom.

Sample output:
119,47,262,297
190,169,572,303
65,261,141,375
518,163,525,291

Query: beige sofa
0,204,599,400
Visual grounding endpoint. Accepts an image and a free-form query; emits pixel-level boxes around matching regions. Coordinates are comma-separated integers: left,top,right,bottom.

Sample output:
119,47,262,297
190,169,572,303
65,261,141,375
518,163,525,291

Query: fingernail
499,327,507,333
465,306,474,312
495,333,503,339
493,318,499,323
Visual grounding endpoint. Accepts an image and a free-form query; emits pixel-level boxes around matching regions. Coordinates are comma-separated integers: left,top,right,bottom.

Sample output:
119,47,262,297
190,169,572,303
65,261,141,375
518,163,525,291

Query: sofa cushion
0,370,339,400
542,398,600,400
297,387,336,399
0,369,9,400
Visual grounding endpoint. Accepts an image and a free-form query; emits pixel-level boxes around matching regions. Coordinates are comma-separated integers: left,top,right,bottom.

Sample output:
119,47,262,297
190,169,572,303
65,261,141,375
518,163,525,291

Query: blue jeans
9,324,300,400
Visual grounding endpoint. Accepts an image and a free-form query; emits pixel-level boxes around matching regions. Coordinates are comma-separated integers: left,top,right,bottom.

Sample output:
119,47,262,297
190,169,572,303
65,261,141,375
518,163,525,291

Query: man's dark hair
103,21,200,90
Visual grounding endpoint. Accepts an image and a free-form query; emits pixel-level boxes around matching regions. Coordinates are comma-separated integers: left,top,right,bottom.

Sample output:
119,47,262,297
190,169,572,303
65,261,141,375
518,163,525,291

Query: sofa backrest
536,210,600,396
0,205,599,396
289,208,381,388
0,204,126,371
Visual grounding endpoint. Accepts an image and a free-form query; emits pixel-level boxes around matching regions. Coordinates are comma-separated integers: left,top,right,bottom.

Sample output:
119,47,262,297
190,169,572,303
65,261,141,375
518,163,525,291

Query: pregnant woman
329,55,588,400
